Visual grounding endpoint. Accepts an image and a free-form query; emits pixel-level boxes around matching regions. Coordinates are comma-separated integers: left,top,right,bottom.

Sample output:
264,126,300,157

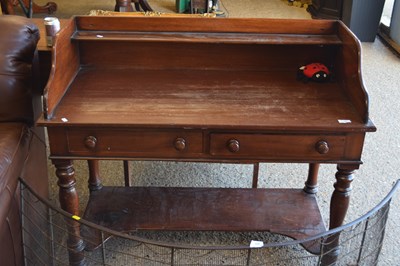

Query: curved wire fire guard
20,178,399,266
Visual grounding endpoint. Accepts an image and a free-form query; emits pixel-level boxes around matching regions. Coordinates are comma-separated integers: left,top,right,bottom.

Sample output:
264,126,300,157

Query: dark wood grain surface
73,31,342,45
75,16,338,35
41,68,368,131
82,186,325,254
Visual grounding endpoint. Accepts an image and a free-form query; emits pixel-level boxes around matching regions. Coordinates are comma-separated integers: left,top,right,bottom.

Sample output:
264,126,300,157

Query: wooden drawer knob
174,137,186,151
315,140,329,154
84,136,97,150
227,139,240,153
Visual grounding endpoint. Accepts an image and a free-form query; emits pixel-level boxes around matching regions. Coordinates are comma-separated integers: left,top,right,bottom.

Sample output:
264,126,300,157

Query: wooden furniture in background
37,16,375,265
308,0,343,19
115,0,152,12
0,0,57,17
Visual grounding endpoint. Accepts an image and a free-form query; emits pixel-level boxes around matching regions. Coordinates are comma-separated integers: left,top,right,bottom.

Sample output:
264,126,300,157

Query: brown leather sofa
0,15,48,265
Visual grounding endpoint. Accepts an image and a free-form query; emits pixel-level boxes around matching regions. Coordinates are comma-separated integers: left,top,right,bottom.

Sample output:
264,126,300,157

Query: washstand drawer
66,129,203,157
209,133,346,160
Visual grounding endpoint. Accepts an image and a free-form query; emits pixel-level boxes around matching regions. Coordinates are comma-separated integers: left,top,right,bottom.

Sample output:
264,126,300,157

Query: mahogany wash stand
37,16,376,265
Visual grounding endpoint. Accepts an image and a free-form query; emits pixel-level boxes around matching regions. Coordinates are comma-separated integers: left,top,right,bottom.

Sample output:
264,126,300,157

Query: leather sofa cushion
0,123,30,226
0,16,40,125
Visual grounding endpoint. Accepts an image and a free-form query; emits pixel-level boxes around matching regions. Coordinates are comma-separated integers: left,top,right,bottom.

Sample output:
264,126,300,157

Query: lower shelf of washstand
82,186,326,254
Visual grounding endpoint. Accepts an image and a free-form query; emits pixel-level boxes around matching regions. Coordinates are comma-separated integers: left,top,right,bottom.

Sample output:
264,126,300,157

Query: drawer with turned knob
66,128,203,158
209,133,347,161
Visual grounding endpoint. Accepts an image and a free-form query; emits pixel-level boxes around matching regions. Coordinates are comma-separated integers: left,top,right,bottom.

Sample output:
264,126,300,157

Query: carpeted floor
31,0,312,19
25,0,400,265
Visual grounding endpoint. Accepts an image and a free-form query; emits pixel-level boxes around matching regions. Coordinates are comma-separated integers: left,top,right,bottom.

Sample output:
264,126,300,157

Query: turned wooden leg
330,164,357,228
321,164,358,265
53,159,86,266
88,160,103,192
304,163,319,194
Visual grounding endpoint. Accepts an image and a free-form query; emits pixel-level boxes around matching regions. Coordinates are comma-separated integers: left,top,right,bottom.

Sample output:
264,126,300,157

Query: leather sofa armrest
0,15,40,126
